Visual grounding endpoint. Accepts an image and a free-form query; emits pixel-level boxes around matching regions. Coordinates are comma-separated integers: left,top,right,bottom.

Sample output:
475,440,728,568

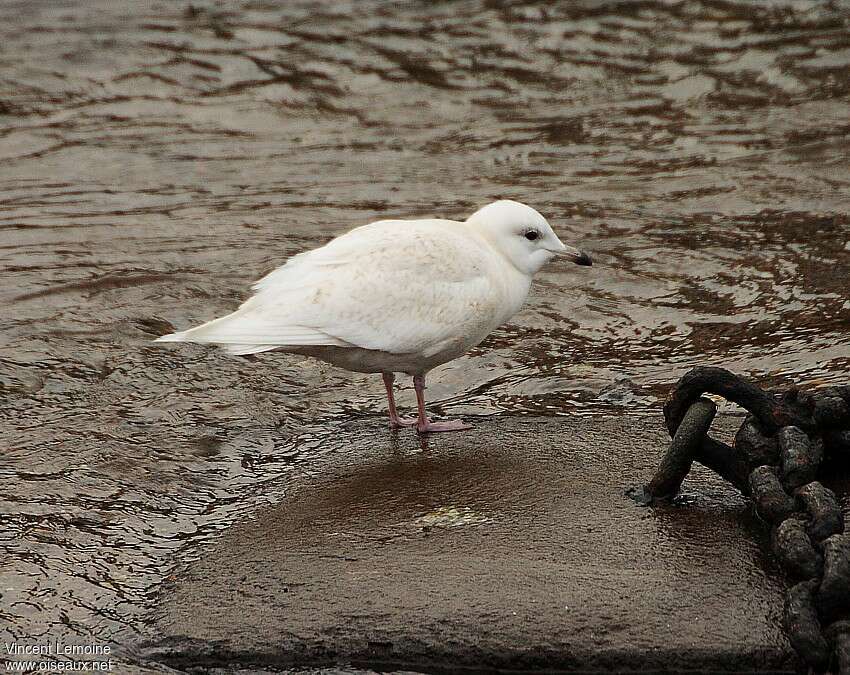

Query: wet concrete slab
142,415,797,673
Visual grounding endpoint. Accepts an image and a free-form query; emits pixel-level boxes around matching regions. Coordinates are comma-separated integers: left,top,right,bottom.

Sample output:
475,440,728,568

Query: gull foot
416,419,472,434
389,416,418,429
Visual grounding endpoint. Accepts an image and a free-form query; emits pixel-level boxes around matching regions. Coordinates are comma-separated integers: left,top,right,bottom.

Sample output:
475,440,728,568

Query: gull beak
556,241,593,266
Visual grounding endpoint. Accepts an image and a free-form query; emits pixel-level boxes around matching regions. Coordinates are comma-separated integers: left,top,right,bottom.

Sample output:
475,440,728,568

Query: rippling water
1,0,849,670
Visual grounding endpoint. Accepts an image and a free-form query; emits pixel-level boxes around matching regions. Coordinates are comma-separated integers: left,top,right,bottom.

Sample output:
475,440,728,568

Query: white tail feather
154,331,188,342
223,344,278,355
153,308,349,349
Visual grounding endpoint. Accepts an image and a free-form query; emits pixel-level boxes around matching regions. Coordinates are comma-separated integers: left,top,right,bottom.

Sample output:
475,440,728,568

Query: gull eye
524,230,539,241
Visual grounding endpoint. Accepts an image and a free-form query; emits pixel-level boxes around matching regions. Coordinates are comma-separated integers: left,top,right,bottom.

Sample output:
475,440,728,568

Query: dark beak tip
575,251,593,267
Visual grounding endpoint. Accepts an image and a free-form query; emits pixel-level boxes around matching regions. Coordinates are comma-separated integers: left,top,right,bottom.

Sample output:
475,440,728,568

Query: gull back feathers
156,214,532,365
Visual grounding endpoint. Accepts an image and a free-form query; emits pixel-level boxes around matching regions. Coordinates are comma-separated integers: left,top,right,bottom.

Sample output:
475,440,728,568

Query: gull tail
154,330,189,343
154,311,277,356
154,309,250,345
222,344,278,355
153,306,347,355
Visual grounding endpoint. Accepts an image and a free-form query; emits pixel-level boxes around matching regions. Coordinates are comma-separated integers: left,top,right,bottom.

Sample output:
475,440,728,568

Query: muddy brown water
1,0,848,671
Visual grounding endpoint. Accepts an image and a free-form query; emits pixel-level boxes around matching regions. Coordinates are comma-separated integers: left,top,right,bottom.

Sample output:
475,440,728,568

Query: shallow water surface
1,0,848,670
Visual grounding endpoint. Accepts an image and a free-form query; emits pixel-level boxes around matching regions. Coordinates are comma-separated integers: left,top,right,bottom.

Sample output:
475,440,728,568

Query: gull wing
158,219,497,357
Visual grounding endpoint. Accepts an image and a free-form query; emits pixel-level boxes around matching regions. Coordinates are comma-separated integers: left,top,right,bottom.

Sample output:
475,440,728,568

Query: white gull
156,200,592,432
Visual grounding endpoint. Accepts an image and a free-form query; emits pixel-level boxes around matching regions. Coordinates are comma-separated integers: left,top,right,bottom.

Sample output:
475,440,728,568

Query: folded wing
157,219,496,357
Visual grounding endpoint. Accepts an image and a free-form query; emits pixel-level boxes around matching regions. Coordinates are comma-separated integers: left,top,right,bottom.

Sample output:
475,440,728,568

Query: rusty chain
630,366,850,672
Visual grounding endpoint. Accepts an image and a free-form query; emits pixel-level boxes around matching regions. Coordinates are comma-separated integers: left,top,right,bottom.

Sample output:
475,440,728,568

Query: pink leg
413,374,472,433
382,372,416,429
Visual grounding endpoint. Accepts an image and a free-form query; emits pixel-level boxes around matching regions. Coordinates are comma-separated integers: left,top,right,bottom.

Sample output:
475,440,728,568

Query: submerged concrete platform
142,415,797,673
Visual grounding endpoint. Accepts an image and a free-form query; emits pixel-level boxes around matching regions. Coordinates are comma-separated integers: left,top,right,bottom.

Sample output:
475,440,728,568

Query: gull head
466,199,592,276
